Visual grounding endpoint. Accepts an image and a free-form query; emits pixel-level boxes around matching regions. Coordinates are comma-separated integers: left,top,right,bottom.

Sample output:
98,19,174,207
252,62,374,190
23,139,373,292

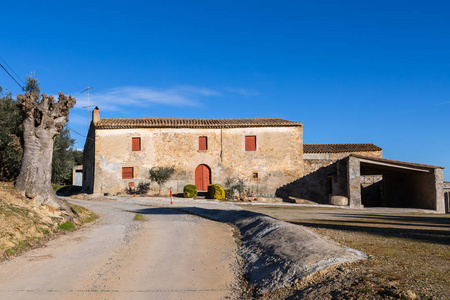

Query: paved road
0,198,238,300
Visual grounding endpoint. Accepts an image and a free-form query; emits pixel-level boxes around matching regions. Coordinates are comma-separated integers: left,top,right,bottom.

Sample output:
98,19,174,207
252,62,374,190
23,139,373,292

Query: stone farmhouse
83,108,304,197
83,108,446,213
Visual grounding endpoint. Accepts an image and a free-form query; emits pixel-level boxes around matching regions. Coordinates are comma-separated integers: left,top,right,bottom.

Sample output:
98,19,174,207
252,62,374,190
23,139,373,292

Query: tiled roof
304,143,382,154
351,154,444,169
95,118,303,129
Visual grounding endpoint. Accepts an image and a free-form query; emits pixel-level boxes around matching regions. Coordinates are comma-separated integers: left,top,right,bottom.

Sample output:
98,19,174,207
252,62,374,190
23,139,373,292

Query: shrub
208,184,225,200
125,182,154,195
224,177,245,197
183,184,197,198
225,188,234,199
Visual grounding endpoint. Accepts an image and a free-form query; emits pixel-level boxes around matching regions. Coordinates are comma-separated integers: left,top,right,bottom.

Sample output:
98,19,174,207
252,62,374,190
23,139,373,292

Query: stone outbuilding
83,108,303,195
278,144,446,213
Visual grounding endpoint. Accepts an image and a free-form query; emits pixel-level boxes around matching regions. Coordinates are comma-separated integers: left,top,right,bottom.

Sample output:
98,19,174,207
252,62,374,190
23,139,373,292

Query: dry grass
0,182,99,261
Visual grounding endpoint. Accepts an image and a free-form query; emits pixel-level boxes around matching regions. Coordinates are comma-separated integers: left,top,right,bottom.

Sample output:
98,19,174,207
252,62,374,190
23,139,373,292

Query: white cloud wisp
73,85,220,111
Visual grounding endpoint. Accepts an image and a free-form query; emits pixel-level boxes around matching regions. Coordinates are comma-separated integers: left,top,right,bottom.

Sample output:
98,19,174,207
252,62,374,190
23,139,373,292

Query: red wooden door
195,164,210,191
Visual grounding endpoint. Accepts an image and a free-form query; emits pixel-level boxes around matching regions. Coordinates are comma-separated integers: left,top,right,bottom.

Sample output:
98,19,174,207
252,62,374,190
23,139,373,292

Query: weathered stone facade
277,144,384,204
83,110,303,195
83,109,445,213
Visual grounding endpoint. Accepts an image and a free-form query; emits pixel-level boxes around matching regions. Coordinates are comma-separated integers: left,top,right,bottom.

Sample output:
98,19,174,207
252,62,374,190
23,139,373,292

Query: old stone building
83,108,445,213
277,143,445,213
83,108,303,196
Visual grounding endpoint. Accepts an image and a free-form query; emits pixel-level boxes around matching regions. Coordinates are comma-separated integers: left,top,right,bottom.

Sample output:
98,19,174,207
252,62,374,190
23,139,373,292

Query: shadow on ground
288,213,450,246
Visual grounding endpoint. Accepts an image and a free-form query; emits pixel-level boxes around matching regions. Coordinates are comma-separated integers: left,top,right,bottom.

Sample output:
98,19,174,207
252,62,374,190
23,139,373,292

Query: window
122,167,134,179
199,136,207,150
132,137,141,151
245,135,256,151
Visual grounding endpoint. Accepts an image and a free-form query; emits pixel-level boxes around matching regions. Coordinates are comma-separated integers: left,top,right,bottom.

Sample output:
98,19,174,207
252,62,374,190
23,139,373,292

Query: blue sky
1,1,449,180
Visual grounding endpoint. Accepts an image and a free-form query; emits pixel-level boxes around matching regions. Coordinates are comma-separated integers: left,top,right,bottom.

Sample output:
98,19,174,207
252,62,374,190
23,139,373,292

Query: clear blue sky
1,1,449,180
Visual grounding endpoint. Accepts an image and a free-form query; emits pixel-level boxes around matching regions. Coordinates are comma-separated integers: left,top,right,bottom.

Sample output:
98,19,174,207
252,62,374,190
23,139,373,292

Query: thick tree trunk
15,92,75,212
15,119,68,210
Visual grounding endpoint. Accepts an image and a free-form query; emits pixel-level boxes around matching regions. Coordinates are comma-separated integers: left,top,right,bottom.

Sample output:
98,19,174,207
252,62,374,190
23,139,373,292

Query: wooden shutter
245,136,256,151
199,136,207,150
132,137,141,151
122,167,133,179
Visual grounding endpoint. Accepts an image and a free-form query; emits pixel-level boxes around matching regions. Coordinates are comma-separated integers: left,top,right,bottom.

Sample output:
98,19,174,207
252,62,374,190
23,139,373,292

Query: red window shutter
199,136,207,150
122,167,133,179
245,136,256,151
132,138,141,151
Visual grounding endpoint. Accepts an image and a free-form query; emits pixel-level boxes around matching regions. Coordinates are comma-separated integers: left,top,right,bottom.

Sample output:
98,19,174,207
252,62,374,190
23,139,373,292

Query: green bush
208,184,225,200
183,184,197,198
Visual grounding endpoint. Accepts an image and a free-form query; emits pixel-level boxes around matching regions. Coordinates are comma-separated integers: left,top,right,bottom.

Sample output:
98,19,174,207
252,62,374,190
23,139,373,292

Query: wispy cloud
226,87,260,97
72,85,220,111
434,101,450,106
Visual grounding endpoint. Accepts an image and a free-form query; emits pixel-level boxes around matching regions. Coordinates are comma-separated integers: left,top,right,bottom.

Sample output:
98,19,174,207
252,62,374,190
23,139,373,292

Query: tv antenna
81,86,95,130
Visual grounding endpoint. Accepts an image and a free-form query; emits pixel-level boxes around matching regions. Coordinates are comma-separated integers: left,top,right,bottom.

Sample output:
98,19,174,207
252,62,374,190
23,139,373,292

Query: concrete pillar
434,168,445,213
348,156,362,208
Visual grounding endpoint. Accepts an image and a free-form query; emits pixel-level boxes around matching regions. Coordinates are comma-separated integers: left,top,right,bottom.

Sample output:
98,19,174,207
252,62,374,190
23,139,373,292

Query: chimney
92,106,100,123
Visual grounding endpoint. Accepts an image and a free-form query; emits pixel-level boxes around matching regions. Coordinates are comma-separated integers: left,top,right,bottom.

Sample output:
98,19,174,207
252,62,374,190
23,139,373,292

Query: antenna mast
81,86,95,130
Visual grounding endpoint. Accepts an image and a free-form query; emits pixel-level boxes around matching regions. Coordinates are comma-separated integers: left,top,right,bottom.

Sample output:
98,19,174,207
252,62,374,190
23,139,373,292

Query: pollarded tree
15,91,76,211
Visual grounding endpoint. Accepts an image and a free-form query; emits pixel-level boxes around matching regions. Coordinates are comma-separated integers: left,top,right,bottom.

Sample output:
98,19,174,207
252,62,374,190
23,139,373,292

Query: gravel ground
0,197,239,300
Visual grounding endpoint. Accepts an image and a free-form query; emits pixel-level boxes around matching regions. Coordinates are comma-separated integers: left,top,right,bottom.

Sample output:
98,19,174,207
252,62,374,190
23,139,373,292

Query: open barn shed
346,155,445,213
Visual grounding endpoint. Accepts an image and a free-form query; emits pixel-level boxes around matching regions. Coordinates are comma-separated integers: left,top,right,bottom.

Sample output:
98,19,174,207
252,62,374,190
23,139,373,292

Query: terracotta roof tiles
304,143,382,154
95,118,303,129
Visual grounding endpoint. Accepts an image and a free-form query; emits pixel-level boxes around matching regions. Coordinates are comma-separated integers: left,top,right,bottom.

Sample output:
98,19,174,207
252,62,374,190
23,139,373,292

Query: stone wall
444,181,450,213
276,150,382,204
82,123,96,193
88,126,303,195
303,150,382,175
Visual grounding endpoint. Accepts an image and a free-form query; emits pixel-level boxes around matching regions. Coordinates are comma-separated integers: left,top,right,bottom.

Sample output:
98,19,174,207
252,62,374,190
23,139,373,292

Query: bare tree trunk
15,92,75,211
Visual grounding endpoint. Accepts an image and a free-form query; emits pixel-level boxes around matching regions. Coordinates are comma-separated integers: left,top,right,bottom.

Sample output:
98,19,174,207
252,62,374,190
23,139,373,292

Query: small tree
52,126,76,185
149,166,176,194
0,87,23,181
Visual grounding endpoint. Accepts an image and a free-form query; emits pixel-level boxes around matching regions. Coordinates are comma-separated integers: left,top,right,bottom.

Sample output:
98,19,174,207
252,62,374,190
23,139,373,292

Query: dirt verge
0,182,98,260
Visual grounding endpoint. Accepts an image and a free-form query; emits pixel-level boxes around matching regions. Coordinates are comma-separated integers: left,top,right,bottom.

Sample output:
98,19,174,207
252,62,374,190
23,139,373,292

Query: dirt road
0,198,238,300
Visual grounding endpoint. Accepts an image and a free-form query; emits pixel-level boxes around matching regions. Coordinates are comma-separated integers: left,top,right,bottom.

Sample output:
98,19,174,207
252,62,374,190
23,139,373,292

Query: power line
0,56,25,85
0,62,24,90
67,125,94,141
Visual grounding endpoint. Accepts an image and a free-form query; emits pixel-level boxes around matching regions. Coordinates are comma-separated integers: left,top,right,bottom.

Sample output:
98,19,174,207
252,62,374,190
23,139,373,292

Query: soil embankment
0,182,97,260
175,206,367,294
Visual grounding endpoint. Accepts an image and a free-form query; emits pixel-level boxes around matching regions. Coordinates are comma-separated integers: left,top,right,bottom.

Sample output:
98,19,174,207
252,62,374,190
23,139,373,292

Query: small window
132,137,141,151
199,136,207,150
245,136,256,151
252,172,259,180
122,167,134,179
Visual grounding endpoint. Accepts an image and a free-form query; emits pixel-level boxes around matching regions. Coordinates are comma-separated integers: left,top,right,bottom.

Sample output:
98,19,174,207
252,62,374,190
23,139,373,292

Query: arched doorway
195,164,211,191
